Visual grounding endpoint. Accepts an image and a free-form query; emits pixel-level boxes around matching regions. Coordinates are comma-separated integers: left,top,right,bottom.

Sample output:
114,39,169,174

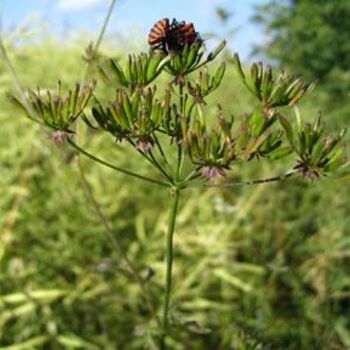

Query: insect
148,18,201,53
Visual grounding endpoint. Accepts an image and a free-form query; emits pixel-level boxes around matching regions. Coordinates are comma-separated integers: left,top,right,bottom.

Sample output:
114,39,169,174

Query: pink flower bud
202,166,227,180
136,139,152,152
50,130,69,144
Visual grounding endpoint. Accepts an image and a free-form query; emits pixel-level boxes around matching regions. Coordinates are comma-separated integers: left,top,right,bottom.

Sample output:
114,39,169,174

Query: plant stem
68,139,170,187
185,170,297,190
82,0,117,81
160,189,180,350
0,36,44,125
93,0,117,56
153,132,169,166
127,137,174,184
149,150,173,183
176,83,185,180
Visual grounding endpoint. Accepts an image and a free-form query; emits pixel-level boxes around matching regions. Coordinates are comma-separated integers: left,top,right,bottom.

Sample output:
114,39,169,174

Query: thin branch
68,139,170,187
186,170,297,189
94,0,117,54
176,83,185,181
82,0,117,82
148,150,173,183
153,132,169,166
181,167,202,183
76,162,160,327
0,36,44,125
127,137,174,183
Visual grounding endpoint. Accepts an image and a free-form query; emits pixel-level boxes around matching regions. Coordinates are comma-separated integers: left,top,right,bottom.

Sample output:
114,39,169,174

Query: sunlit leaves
166,41,226,80
90,87,166,150
11,81,96,132
233,53,316,108
279,114,347,179
99,52,170,90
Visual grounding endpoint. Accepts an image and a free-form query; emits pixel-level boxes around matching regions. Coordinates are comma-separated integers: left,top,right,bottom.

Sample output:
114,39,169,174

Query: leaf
0,289,68,304
335,318,350,347
232,53,245,81
213,62,226,89
279,115,295,147
249,109,266,136
81,114,98,129
8,95,30,117
207,40,226,61
324,148,345,172
267,146,293,160
214,269,253,293
231,262,266,275
57,334,100,350
0,336,48,350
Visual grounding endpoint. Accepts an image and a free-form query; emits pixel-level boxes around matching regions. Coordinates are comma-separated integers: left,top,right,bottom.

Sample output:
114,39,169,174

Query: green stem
185,170,297,190
0,36,44,125
68,139,169,187
176,83,185,180
160,189,180,350
82,0,117,81
149,150,173,183
127,138,173,184
181,167,202,183
93,0,117,55
153,132,169,166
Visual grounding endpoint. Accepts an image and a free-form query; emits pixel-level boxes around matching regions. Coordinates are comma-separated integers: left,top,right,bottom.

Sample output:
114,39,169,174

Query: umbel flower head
11,80,96,140
182,106,236,178
233,54,316,108
279,114,347,179
89,87,165,150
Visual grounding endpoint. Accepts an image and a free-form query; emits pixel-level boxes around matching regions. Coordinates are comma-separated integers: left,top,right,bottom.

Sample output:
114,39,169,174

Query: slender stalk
181,167,202,183
149,150,173,183
0,37,44,125
185,170,297,190
176,83,185,180
93,0,117,56
153,132,169,165
159,80,184,346
127,137,174,184
160,189,180,350
68,139,170,187
82,0,117,81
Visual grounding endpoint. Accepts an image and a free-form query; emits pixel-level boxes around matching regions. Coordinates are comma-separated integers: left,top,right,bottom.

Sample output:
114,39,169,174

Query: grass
0,38,350,349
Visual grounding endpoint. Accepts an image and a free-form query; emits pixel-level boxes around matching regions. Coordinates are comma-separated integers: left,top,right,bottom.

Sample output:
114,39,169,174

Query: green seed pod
213,62,226,89
11,81,96,133
207,40,226,62
99,52,168,90
232,53,245,81
91,87,166,145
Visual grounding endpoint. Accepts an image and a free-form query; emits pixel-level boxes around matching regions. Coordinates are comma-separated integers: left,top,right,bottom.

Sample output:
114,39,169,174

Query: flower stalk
160,188,180,350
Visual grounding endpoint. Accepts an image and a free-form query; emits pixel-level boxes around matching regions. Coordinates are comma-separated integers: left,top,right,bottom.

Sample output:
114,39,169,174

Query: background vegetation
1,1,350,349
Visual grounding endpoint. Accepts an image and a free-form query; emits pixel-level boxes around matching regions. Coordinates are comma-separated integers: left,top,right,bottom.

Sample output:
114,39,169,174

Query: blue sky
2,0,267,59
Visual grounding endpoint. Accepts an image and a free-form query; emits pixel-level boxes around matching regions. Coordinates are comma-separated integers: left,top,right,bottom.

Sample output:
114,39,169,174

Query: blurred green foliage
253,0,350,103
0,36,350,350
